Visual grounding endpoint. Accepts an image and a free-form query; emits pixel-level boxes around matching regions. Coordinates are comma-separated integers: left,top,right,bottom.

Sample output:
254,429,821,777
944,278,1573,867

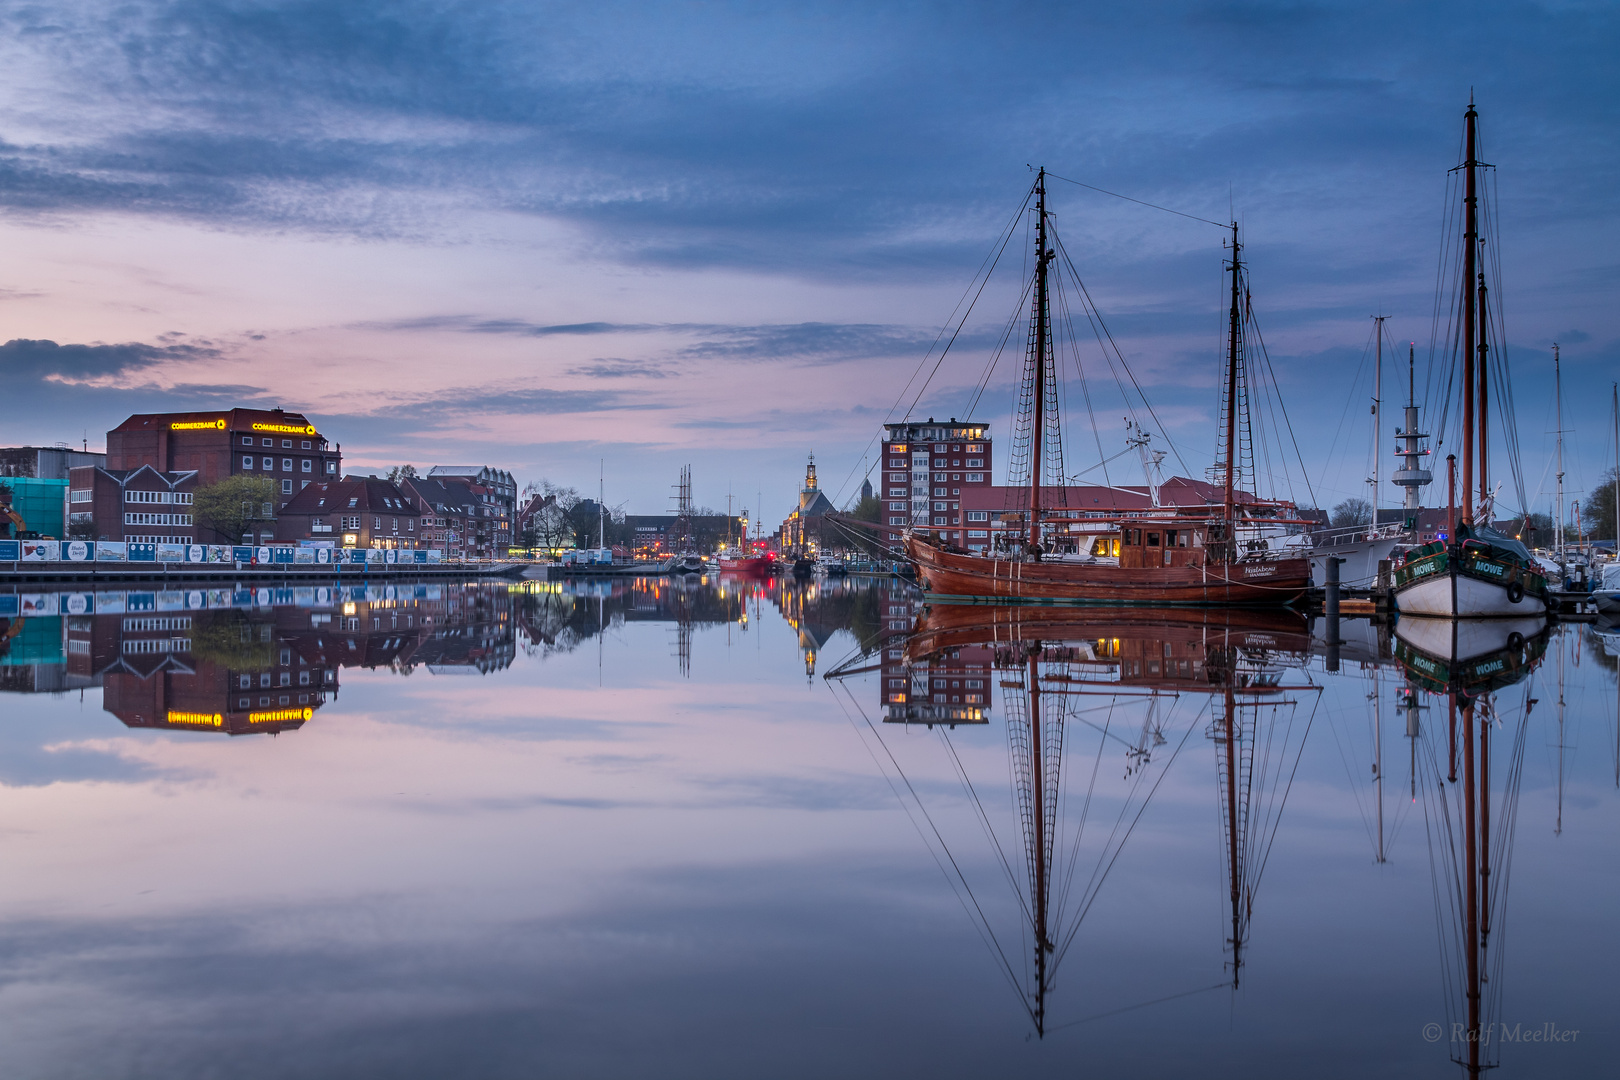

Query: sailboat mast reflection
829,604,1320,1033
1397,617,1547,1075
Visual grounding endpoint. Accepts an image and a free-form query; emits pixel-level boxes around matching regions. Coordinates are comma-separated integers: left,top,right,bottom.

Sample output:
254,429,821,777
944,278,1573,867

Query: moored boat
905,169,1308,606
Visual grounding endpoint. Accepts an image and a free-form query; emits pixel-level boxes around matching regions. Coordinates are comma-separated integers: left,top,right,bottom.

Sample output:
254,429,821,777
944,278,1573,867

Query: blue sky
0,1,1615,523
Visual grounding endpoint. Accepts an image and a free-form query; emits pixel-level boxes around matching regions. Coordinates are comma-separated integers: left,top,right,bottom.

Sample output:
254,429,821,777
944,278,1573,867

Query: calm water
1,576,1616,1078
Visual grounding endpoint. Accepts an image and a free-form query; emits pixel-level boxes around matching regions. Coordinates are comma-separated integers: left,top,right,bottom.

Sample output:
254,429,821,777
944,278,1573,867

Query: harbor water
1,576,1615,1078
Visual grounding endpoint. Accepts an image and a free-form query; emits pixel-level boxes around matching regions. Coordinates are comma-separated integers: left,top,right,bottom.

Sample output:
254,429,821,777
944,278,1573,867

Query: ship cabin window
1146,532,1160,546
1165,529,1181,547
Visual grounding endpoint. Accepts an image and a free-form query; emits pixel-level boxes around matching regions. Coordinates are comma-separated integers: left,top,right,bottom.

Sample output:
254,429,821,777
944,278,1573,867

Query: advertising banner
20,594,52,615
294,548,314,564
255,547,272,564
233,547,255,563
127,544,157,562
95,592,127,614
314,547,331,565
96,542,128,562
126,592,156,612
272,547,295,564
155,591,186,612
0,594,17,617
426,549,443,563
61,593,94,615
205,545,232,563
186,545,206,563
0,539,18,561
21,540,59,561
62,540,94,562
156,544,187,563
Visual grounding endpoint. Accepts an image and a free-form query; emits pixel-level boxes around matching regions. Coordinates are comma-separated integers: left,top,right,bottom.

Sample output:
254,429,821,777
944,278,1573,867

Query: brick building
404,477,485,558
107,407,341,509
878,418,992,549
425,466,515,555
276,476,424,549
0,444,105,479
65,465,200,545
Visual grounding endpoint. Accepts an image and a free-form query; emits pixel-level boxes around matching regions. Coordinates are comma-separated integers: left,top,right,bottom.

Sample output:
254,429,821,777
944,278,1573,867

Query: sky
0,0,1616,526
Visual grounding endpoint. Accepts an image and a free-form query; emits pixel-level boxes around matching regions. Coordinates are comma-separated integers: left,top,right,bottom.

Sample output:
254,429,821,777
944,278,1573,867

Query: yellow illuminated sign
251,422,317,435
170,419,226,431
165,710,224,727
249,707,314,724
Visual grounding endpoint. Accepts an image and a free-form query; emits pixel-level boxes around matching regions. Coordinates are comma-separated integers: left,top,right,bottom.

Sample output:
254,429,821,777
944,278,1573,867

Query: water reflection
0,575,1614,1076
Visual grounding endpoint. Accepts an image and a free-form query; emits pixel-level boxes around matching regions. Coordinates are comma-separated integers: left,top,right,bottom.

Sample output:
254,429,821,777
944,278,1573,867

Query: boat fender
1506,581,1524,604
1506,631,1525,651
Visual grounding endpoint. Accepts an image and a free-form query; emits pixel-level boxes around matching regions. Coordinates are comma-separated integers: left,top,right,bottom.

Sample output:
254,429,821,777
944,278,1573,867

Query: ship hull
1392,542,1549,618
906,536,1309,606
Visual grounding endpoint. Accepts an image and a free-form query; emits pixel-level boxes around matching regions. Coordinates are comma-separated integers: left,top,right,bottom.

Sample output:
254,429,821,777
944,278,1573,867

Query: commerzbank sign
167,418,316,435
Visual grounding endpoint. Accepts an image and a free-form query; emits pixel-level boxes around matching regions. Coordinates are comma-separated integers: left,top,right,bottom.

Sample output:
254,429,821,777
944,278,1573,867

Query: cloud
568,359,671,379
0,337,218,381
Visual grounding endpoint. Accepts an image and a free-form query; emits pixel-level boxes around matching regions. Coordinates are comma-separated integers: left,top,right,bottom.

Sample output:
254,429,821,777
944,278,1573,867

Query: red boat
718,550,779,576
903,169,1309,608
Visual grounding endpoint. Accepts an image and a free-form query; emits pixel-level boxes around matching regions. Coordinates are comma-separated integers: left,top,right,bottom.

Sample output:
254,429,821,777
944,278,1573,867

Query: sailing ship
905,169,1309,606
1392,100,1550,618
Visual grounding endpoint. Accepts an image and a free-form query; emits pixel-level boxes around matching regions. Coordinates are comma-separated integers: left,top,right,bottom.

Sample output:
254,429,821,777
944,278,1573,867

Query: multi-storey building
0,444,105,479
878,418,991,550
106,407,342,509
65,465,200,545
276,476,425,549
404,476,484,558
425,466,515,556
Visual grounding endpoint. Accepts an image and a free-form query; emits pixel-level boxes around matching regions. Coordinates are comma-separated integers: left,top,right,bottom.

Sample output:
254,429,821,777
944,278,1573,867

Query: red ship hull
718,553,778,576
906,535,1309,606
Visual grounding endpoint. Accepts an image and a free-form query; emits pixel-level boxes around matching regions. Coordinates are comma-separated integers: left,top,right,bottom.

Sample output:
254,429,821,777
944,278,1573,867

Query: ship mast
1460,96,1479,526
1371,316,1386,539
1029,169,1051,552
1554,345,1565,568
1223,223,1242,548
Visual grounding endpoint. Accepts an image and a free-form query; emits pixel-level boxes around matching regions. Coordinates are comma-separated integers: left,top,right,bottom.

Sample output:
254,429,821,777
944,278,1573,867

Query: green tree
193,475,279,544
190,612,279,669
387,464,418,484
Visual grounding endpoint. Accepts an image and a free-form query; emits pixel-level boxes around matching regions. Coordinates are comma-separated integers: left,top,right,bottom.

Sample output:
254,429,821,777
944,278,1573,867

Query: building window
282,479,293,494
300,480,311,490
300,459,312,472
966,444,983,453
374,517,381,529
262,438,274,447
327,461,337,474
281,439,292,448
966,511,989,521
263,457,273,469
966,473,984,482
281,458,292,471
966,458,983,467
242,436,254,446
243,456,254,469
889,516,908,525
967,530,988,538
301,440,311,449
69,489,92,503
407,518,414,531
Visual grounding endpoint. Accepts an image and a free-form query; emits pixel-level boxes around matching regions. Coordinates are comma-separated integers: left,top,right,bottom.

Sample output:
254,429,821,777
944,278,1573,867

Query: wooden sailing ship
906,169,1309,606
1392,99,1550,618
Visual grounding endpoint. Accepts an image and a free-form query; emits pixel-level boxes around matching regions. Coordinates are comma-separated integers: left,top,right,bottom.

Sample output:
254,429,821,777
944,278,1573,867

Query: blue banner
127,544,157,563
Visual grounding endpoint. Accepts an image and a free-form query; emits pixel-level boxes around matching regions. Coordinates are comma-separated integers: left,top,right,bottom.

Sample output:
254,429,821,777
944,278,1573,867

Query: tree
193,475,279,544
527,480,581,550
842,493,889,557
1330,498,1372,529
1516,512,1554,548
387,464,418,484
1581,468,1617,541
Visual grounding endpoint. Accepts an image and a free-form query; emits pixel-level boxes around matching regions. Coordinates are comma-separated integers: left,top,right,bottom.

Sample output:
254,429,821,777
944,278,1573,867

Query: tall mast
1028,652,1049,1035
1224,223,1242,539
1554,345,1564,562
1029,169,1051,550
1224,680,1241,984
1372,316,1386,538
1460,97,1479,526
1478,272,1491,513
